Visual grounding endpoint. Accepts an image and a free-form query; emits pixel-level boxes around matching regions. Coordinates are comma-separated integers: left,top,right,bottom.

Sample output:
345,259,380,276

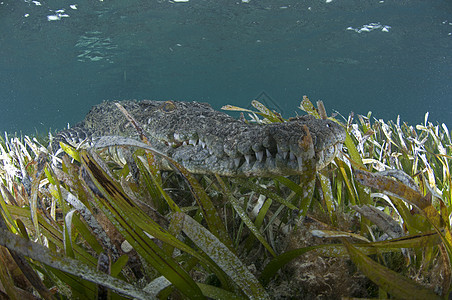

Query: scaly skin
52,100,346,176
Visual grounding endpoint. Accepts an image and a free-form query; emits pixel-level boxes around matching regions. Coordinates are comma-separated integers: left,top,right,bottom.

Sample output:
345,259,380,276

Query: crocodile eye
160,101,176,113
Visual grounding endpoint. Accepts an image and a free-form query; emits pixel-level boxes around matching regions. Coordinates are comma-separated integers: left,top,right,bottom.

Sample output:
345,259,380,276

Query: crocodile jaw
53,100,346,177
145,109,346,176
168,143,342,177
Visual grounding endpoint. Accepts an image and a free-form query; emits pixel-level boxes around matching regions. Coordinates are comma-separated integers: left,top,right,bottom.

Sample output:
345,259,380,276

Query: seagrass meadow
0,97,451,299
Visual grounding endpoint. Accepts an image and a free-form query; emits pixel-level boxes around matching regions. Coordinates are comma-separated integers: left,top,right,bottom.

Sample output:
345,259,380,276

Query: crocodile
52,100,346,177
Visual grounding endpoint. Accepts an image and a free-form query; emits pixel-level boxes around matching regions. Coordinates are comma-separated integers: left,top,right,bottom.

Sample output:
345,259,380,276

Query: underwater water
0,0,451,134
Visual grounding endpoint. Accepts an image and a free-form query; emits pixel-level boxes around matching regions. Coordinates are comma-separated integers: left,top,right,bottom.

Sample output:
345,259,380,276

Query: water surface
1,0,451,134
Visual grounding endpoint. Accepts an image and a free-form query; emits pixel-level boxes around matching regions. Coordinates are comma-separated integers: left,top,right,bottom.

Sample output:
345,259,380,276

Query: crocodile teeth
290,152,296,160
276,145,287,159
256,151,264,162
266,149,272,158
318,150,324,163
174,133,181,141
297,156,303,170
200,141,206,148
234,157,241,168
189,139,197,146
183,141,188,146
245,154,252,164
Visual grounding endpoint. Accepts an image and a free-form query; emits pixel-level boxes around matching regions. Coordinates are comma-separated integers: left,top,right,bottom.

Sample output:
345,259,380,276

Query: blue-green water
1,0,451,134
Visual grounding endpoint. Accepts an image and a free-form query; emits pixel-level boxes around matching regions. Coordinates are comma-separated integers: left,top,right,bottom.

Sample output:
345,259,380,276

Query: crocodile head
55,100,346,177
